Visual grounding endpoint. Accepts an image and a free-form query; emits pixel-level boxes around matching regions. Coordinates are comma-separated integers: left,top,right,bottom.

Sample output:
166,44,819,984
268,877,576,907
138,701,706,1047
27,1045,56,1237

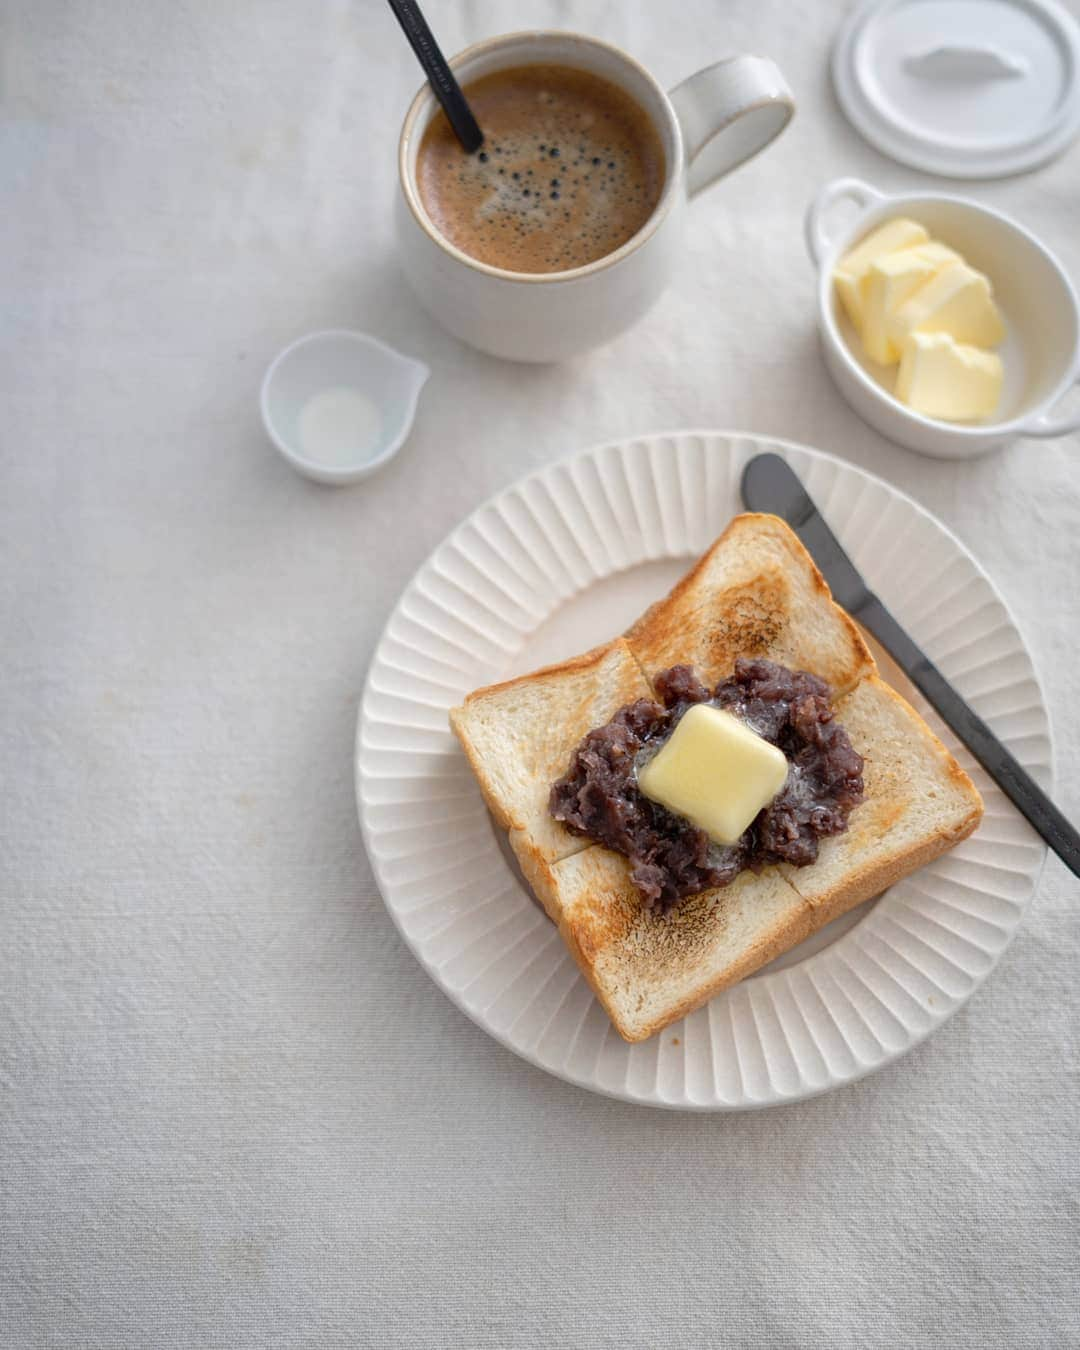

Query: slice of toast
624,513,875,695
546,850,813,1043
779,674,983,922
530,671,982,1041
449,638,654,881
449,513,983,1041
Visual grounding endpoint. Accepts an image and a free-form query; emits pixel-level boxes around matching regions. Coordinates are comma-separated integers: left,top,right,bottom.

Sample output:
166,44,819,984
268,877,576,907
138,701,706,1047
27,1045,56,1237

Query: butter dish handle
668,56,794,199
805,178,885,269
1018,368,1080,439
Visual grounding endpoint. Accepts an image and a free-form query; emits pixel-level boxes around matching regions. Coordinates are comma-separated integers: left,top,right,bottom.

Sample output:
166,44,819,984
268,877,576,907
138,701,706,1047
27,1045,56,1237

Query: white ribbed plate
357,432,1050,1109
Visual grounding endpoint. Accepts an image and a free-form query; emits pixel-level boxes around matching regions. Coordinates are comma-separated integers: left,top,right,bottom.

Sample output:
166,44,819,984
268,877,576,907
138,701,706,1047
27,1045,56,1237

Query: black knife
741,452,1080,877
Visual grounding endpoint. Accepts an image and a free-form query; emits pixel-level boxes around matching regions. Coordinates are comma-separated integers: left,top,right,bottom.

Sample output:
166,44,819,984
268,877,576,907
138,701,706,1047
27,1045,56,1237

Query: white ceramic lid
833,0,1080,177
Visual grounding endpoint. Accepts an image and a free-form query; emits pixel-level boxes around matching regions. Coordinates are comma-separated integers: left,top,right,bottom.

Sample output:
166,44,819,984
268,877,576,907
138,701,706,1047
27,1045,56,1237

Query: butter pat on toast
450,513,983,1042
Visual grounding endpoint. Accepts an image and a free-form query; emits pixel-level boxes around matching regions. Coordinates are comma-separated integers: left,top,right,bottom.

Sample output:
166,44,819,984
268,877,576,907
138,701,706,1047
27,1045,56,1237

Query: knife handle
858,596,1079,877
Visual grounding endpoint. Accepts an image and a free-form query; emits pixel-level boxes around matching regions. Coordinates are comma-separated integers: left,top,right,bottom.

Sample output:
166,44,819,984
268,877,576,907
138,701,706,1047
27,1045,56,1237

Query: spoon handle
387,0,483,153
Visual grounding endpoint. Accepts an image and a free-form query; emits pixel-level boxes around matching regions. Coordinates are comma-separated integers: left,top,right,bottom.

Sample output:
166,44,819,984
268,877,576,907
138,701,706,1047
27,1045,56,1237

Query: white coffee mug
396,32,794,362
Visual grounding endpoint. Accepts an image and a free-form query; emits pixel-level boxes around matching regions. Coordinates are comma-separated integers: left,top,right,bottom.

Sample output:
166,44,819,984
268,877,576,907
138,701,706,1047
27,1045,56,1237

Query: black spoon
387,0,483,153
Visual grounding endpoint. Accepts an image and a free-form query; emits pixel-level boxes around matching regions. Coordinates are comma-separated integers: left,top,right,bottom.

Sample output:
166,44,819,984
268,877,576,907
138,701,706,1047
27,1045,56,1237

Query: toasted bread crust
562,892,815,1043
449,704,515,830
548,847,819,1041
449,638,655,860
509,830,571,924
805,813,982,934
459,639,619,707
782,675,983,915
624,514,875,695
784,675,983,924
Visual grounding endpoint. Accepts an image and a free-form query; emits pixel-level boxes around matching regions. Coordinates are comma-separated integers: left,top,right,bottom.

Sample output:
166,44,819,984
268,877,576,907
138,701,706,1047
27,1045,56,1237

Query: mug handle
668,56,794,199
1017,368,1080,438
804,178,885,268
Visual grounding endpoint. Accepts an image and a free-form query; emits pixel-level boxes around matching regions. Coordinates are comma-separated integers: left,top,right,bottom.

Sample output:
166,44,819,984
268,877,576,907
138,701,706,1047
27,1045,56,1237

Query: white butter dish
806,178,1080,458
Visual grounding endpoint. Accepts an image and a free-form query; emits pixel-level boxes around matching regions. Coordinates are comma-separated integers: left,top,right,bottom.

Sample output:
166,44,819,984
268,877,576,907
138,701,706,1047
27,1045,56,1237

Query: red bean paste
549,659,865,912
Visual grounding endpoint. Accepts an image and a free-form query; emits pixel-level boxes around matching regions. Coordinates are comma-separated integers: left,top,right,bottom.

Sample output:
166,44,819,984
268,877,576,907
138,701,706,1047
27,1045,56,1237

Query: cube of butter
637,703,789,846
905,241,962,270
833,218,929,332
888,260,1005,350
895,332,1003,421
861,251,940,365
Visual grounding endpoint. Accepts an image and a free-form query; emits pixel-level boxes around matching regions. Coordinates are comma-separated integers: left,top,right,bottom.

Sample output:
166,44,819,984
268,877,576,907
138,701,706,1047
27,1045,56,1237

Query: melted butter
637,703,789,846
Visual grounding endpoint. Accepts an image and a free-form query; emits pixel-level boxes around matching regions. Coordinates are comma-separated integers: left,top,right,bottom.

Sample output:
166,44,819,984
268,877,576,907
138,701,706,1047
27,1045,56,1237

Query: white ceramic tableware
831,0,1080,179
357,430,1050,1110
806,177,1080,458
397,32,794,362
260,330,429,485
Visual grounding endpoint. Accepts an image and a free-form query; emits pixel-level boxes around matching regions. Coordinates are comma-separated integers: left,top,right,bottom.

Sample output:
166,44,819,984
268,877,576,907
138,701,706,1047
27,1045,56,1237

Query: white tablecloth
4,2,1079,1346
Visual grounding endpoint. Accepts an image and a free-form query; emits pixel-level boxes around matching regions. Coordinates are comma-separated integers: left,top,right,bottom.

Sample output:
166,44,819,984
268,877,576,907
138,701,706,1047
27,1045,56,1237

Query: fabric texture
2,1,1079,1346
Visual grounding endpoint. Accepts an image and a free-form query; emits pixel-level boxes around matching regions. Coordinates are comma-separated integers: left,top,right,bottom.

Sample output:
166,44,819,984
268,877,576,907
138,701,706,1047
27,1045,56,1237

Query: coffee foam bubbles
417,65,664,274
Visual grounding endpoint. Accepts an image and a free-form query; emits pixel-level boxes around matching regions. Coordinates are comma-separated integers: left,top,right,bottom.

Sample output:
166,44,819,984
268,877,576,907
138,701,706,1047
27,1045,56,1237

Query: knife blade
741,452,1080,877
